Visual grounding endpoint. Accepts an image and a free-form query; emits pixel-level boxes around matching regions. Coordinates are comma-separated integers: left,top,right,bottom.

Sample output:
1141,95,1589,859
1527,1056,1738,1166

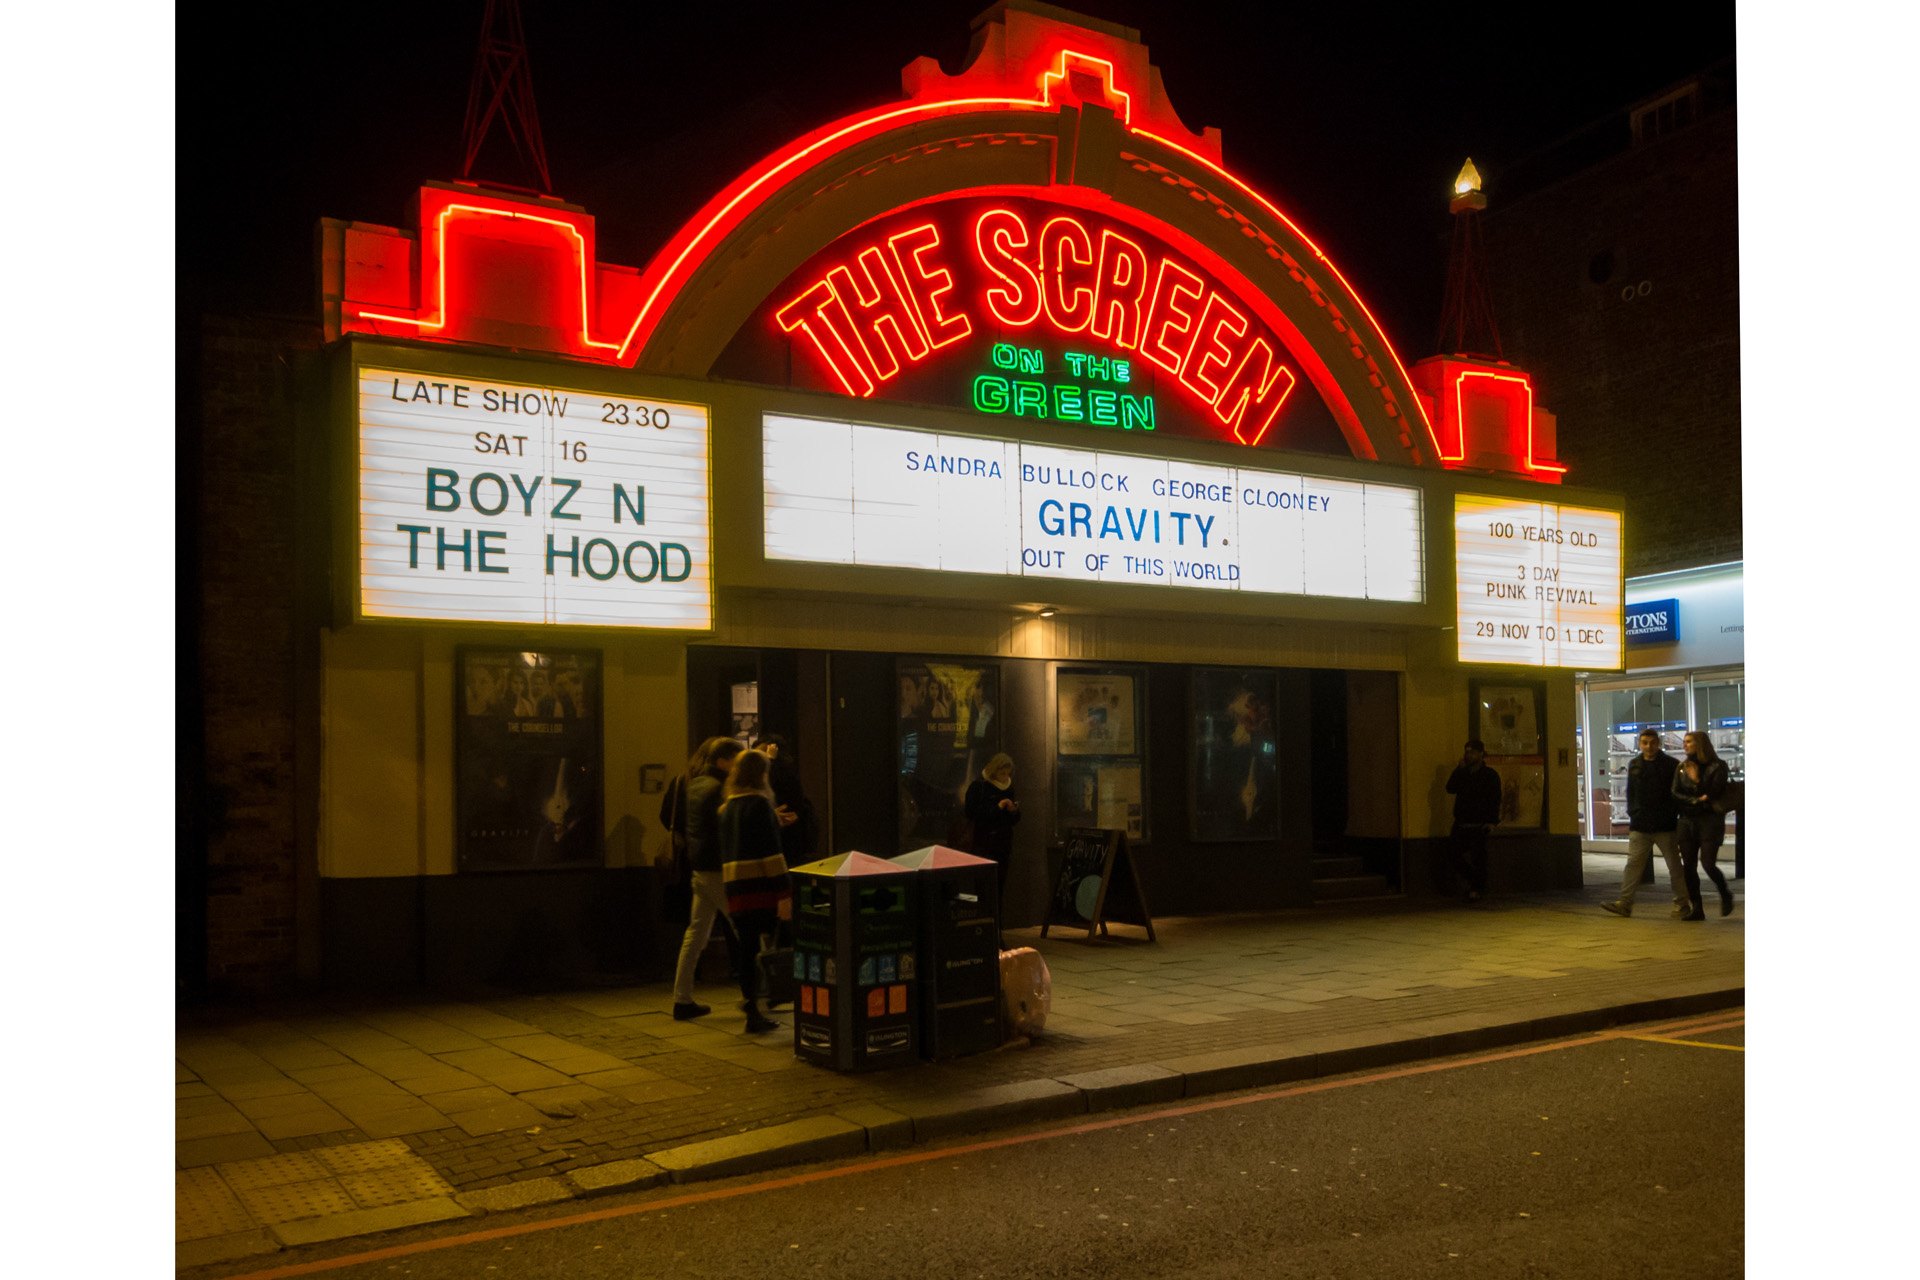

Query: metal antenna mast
1437,158,1503,359
460,0,553,194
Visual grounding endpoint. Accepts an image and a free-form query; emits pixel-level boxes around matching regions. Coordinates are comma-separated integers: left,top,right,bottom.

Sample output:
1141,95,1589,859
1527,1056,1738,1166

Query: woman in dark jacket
1671,732,1733,919
718,749,792,1033
963,753,1021,929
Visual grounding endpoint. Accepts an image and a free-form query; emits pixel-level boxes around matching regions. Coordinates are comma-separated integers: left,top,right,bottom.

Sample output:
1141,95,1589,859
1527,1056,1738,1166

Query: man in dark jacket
1602,730,1690,919
1444,740,1501,902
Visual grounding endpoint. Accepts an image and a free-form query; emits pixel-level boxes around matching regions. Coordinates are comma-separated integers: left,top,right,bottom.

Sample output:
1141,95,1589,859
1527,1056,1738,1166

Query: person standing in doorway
1444,740,1501,902
1672,731,1734,919
964,753,1021,939
1602,730,1690,919
669,736,744,1020
718,749,793,1035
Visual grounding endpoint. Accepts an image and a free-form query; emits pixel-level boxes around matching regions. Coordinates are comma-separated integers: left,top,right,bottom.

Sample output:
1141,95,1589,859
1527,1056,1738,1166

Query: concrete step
1312,874,1394,901
1312,856,1366,878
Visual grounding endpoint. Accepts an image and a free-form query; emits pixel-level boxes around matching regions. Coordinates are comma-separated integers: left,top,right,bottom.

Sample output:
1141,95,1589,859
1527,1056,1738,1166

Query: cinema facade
201,6,1627,991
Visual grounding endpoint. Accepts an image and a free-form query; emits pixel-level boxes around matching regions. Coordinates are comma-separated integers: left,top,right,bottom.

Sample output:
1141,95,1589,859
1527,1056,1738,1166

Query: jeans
1618,829,1689,914
671,870,732,1004
1676,811,1729,916
1447,822,1489,896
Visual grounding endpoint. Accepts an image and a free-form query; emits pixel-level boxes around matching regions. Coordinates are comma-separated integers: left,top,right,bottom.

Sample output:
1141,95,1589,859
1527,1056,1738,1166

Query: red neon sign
765,200,1299,447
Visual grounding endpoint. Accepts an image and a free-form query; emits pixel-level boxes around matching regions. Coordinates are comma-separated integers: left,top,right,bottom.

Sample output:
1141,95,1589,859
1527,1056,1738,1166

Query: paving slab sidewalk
177,882,1744,1269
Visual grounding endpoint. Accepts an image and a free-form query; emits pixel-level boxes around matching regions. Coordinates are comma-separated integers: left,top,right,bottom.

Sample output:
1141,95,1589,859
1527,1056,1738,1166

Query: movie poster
1057,671,1136,755
897,660,1000,849
1474,681,1546,830
1189,668,1279,841
456,647,603,870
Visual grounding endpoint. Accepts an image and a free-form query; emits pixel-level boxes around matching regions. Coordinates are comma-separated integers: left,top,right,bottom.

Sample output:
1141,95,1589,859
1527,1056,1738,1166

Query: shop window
1054,666,1148,841
1695,677,1744,836
1592,684,1688,838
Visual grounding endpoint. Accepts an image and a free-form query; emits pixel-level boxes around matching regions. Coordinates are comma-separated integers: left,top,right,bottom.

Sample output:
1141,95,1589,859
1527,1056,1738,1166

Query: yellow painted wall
320,625,691,878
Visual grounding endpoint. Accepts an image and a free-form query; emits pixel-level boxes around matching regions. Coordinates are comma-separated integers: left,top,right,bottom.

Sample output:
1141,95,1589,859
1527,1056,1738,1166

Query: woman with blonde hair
963,752,1022,940
719,748,792,1034
1671,731,1733,919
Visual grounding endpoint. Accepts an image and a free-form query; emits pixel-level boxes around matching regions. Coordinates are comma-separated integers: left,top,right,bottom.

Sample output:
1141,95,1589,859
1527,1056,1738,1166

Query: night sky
180,1,1735,355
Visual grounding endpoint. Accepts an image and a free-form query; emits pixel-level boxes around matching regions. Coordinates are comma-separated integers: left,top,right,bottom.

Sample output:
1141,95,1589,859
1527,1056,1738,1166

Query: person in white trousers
670,737,745,1018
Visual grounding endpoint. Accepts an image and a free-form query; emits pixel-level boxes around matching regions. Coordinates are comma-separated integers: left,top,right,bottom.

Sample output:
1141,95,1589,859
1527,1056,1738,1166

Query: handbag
1711,779,1743,816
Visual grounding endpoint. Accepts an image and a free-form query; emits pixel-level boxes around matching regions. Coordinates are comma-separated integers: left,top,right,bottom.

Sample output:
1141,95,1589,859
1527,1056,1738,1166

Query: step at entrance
1312,855,1366,878
1312,874,1394,901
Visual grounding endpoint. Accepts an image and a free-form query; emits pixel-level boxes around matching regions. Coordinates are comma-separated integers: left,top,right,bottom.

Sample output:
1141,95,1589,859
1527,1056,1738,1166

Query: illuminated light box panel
357,367,712,628
763,414,1425,602
1455,494,1623,668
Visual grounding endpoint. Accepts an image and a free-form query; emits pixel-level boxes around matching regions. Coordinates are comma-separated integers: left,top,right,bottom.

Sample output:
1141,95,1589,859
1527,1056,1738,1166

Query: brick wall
193,312,322,992
1483,109,1740,575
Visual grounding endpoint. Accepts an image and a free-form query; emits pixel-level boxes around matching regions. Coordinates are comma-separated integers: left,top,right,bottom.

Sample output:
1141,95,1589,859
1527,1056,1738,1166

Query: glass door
1694,676,1744,836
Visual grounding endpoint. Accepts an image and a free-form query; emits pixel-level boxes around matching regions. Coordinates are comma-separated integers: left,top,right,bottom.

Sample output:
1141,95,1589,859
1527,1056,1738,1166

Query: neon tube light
359,203,620,352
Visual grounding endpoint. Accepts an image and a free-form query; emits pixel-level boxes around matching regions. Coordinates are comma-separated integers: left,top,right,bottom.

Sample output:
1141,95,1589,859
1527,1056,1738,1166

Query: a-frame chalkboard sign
1042,827,1156,942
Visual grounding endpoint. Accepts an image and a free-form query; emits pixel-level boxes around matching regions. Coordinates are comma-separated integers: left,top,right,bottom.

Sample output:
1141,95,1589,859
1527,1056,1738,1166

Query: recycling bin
890,845,1002,1059
786,851,920,1071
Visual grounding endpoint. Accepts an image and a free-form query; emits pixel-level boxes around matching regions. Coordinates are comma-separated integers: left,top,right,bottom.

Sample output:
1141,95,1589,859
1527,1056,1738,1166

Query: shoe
1682,910,1706,922
672,1001,710,1021
1601,901,1629,917
742,1003,779,1034
1719,889,1734,917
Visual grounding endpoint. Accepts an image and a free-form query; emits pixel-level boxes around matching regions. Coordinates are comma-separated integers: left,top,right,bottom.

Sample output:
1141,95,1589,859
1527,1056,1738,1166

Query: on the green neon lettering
973,374,1011,414
1053,384,1085,421
1012,381,1047,417
1121,393,1155,430
1088,389,1118,426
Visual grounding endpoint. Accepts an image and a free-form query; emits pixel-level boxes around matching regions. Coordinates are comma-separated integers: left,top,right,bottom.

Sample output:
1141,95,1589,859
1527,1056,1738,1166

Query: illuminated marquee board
1455,495,1622,668
356,367,712,628
714,198,1350,454
764,415,1424,601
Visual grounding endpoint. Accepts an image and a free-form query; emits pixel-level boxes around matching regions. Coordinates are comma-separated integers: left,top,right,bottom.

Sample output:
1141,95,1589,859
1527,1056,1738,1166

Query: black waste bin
787,851,920,1071
891,845,1001,1060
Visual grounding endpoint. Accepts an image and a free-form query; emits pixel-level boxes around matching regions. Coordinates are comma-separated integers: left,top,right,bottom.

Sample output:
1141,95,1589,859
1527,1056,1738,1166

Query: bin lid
788,851,910,878
890,845,994,870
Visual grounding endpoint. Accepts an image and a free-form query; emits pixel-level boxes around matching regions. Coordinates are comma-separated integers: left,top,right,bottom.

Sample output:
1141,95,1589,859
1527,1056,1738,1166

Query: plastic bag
999,947,1051,1038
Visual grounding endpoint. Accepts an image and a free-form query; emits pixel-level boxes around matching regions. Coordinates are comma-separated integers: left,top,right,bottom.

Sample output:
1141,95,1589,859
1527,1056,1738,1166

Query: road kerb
896,1077,1087,1143
647,1116,868,1185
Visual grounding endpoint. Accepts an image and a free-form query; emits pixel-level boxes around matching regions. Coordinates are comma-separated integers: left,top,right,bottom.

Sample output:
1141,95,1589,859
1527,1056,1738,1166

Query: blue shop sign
1624,598,1680,646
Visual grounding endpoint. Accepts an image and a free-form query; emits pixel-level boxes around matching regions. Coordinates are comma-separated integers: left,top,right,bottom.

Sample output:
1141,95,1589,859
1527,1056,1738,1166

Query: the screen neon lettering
774,280,874,397
976,209,1044,326
1179,292,1249,406
888,223,971,350
1038,216,1096,333
1140,259,1205,376
1213,337,1297,447
824,246,930,383
1090,230,1150,349
772,205,1296,445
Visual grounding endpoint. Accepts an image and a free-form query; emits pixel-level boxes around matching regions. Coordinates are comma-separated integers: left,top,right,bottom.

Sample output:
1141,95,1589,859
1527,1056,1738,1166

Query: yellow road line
1626,1034,1745,1051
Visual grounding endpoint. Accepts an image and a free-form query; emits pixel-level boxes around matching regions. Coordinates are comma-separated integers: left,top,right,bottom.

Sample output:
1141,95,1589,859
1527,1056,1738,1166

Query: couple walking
664,737,798,1034
1603,730,1737,921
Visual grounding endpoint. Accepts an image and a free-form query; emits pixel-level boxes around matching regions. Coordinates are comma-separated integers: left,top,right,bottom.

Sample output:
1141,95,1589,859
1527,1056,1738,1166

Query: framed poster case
455,646,604,870
1471,679,1547,831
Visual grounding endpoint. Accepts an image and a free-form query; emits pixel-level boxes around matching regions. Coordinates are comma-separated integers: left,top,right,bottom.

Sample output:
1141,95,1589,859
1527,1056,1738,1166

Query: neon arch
616,8,1440,465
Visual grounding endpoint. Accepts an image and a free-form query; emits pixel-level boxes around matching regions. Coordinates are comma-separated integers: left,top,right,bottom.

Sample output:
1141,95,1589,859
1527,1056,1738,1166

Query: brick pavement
177,876,1743,1266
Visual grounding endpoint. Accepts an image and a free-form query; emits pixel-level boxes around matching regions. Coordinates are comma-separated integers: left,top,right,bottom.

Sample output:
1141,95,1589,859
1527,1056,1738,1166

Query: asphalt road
204,1012,1745,1280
